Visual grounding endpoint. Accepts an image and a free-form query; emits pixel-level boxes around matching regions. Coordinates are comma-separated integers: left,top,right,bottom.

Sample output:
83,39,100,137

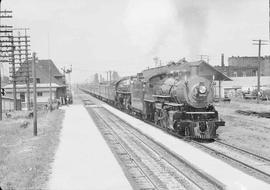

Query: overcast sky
3,0,270,82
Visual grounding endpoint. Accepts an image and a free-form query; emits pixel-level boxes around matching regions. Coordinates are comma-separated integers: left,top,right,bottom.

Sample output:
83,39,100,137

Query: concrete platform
94,100,270,190
48,105,132,190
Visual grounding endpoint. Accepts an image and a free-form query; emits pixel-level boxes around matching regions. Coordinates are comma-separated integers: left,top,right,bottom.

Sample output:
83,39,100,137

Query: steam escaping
124,0,245,57
173,0,209,56
124,0,176,54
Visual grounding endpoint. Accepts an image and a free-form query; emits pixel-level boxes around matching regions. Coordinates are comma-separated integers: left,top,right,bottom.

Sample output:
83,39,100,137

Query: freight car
88,60,231,139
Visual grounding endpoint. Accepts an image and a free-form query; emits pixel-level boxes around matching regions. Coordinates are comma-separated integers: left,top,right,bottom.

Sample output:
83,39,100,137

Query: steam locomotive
88,60,228,139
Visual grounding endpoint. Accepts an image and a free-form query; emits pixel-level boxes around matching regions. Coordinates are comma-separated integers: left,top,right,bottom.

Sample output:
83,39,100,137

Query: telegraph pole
0,0,2,120
49,61,52,111
32,52,37,136
0,4,12,117
12,28,31,110
11,38,16,110
24,28,30,110
48,33,52,111
252,39,268,103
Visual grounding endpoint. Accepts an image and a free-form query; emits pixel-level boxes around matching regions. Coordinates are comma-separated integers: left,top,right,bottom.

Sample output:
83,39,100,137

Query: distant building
216,76,270,98
4,59,67,109
215,56,270,77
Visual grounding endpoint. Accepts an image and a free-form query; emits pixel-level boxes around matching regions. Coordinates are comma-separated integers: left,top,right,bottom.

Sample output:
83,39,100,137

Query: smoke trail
124,0,246,56
124,0,176,54
172,0,209,56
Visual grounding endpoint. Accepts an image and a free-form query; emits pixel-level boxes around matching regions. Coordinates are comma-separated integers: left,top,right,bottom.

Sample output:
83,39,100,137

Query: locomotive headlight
199,86,207,94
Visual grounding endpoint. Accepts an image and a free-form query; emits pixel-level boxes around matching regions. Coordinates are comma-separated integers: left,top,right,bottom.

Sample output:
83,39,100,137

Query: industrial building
215,56,270,77
213,56,270,98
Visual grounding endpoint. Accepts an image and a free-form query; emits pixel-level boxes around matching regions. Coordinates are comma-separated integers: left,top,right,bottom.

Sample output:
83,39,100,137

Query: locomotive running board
185,112,215,114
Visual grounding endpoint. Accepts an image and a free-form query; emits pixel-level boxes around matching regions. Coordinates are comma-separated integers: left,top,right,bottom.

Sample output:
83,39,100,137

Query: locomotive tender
88,60,231,139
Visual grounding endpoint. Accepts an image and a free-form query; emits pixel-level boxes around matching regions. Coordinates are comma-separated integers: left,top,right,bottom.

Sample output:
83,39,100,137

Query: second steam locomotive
87,60,230,139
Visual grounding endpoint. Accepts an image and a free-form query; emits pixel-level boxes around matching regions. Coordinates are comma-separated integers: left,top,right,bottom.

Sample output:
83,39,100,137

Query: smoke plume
124,0,176,54
172,0,209,56
124,0,245,57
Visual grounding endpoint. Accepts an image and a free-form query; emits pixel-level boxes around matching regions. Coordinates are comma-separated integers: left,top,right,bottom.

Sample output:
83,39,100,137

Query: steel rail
103,110,224,190
90,108,162,190
81,89,270,184
215,140,270,163
191,141,270,183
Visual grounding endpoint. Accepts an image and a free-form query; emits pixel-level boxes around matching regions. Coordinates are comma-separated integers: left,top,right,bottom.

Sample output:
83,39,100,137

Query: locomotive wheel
142,114,147,121
154,113,159,125
184,127,190,137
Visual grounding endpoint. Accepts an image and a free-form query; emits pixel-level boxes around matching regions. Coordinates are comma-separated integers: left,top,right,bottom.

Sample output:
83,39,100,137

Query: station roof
15,59,65,85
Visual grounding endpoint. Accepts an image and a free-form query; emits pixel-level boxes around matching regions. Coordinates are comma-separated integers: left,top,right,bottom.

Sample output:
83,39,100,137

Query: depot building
3,59,67,109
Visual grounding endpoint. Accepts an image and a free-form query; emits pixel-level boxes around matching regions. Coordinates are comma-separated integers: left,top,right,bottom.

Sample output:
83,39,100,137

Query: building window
20,93,25,102
252,70,257,76
37,92,43,96
36,78,40,83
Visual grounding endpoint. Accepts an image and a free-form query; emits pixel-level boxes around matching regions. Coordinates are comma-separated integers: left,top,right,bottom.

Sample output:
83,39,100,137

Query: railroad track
84,101,224,190
81,90,270,185
191,140,270,184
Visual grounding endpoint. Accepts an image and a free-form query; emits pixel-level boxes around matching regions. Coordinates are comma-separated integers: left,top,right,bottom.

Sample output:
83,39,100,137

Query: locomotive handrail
152,95,171,98
164,102,183,107
144,99,155,103
185,112,215,114
116,91,131,94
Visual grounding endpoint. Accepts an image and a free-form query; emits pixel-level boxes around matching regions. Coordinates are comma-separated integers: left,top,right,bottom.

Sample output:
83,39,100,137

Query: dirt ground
0,109,65,190
215,100,270,158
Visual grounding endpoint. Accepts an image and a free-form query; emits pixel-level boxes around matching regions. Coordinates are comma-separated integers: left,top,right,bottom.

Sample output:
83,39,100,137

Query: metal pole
69,65,72,95
219,80,221,101
25,29,30,110
257,40,261,104
49,61,52,111
11,37,17,110
0,0,2,120
32,52,37,136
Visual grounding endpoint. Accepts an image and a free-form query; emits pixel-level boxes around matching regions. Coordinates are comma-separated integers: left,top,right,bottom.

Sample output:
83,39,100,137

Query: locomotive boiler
88,60,230,139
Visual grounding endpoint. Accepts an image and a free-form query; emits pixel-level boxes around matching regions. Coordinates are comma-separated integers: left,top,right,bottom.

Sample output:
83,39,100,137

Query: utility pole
32,52,37,136
25,28,30,110
0,6,12,117
253,39,268,103
218,53,225,101
0,0,2,120
11,38,16,110
11,28,31,110
48,33,52,111
49,61,52,111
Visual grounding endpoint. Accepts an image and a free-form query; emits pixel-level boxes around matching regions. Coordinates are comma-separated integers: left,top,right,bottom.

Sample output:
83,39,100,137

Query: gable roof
38,59,63,77
15,59,65,85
